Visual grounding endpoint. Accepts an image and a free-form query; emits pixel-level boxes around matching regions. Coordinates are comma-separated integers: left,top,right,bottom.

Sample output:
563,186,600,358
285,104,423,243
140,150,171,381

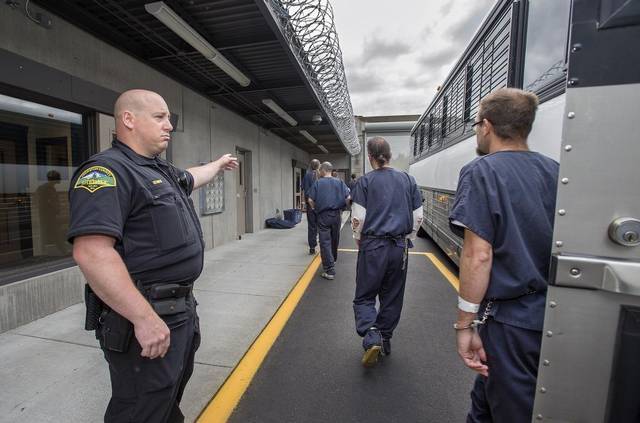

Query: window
0,94,90,284
523,0,571,93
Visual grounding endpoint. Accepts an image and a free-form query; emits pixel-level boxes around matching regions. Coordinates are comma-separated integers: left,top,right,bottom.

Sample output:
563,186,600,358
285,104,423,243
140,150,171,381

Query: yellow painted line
197,255,322,423
424,253,459,292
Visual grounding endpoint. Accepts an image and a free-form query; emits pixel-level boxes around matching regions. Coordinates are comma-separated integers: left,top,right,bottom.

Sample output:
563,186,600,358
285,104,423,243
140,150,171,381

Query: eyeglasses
471,120,483,130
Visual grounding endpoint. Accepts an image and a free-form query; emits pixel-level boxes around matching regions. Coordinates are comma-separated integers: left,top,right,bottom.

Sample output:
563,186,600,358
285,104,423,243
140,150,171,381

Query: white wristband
458,296,480,313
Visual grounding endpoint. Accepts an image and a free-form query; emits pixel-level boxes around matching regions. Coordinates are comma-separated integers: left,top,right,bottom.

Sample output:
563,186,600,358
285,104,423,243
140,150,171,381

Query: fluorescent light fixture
0,94,82,124
318,145,328,154
262,99,297,126
299,130,318,144
145,1,251,87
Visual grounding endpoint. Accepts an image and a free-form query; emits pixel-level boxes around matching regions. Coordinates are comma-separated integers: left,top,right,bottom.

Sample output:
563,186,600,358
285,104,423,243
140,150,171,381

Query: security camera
311,113,323,125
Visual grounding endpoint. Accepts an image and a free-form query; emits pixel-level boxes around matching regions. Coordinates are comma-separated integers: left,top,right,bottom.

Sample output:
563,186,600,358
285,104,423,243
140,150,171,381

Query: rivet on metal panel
550,301,557,308
546,331,553,337
558,209,566,216
556,241,564,247
540,387,547,393
543,360,550,366
564,145,572,151
536,414,544,421
561,178,569,184
567,112,576,119
568,78,579,86
571,43,582,53
570,268,581,277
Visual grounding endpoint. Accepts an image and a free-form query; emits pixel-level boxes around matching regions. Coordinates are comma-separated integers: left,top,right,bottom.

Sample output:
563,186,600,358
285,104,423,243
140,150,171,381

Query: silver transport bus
410,0,640,421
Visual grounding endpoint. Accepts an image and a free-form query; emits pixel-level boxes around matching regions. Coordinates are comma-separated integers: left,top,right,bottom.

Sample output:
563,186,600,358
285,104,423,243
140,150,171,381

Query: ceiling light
318,145,329,154
262,99,297,126
145,1,251,87
299,130,318,144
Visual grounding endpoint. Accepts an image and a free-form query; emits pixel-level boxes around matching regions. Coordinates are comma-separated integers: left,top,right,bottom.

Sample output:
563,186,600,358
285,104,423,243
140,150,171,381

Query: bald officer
351,137,423,367
307,161,350,280
68,89,238,422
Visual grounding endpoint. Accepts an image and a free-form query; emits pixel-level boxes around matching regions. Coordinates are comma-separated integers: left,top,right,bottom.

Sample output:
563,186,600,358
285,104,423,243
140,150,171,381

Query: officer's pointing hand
457,329,488,377
134,313,171,359
217,154,239,171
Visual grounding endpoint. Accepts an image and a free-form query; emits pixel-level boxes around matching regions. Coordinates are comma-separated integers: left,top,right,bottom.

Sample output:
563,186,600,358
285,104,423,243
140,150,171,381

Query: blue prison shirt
351,167,423,251
307,177,350,214
449,151,559,331
302,170,318,197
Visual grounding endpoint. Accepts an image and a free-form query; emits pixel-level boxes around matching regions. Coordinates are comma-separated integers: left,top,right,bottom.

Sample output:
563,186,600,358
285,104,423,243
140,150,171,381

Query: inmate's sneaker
362,328,383,367
321,272,335,280
382,338,391,356
309,247,316,255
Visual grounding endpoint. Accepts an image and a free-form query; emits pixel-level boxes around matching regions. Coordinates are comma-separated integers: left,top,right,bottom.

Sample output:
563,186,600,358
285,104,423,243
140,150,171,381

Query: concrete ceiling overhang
37,0,350,155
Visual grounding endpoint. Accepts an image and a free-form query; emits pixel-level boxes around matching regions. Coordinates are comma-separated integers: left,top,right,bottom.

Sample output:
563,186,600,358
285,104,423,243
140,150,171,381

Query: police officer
302,159,320,255
68,89,238,423
449,88,558,422
306,161,350,280
350,137,423,367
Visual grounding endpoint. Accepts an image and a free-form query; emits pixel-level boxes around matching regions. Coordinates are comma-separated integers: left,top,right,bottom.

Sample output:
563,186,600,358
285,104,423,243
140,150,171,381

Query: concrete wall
0,5,309,332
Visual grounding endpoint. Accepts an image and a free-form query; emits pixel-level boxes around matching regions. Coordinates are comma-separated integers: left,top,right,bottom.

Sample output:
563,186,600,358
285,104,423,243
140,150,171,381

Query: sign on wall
200,172,224,215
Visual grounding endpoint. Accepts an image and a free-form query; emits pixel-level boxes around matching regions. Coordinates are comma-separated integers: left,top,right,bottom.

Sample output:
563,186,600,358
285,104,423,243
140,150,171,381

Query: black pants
102,306,200,423
317,209,341,274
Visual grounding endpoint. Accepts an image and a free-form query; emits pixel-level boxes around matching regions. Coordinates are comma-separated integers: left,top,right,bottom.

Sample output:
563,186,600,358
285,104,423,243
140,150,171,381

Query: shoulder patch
74,166,117,193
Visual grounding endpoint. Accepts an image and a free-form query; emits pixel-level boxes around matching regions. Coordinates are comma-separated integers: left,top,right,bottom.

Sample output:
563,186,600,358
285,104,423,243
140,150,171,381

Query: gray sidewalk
0,215,334,423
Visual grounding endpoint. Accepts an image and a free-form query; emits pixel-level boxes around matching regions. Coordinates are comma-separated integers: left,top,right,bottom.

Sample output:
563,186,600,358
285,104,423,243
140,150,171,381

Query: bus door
533,1,640,422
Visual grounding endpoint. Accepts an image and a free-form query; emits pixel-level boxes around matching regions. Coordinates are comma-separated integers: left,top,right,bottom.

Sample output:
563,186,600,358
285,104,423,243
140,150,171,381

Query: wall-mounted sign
200,172,224,215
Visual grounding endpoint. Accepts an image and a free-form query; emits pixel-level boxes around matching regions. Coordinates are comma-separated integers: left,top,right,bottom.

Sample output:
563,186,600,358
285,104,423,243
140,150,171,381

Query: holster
98,308,133,353
84,284,103,331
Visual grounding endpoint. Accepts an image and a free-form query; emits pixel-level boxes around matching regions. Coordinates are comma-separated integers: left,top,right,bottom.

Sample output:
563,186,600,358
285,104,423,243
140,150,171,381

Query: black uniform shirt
67,139,204,285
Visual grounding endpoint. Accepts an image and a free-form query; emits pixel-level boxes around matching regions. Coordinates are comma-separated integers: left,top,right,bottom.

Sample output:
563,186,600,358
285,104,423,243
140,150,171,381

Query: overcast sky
331,0,495,117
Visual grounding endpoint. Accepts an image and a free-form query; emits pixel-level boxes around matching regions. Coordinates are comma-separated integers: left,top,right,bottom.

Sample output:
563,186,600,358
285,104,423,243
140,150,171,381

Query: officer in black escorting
307,161,350,280
350,137,423,367
449,88,559,423
68,89,238,423
302,159,320,255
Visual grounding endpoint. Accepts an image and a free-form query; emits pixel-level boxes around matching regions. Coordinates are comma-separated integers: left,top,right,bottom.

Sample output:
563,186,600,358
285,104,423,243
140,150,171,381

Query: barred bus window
523,0,571,92
0,94,89,284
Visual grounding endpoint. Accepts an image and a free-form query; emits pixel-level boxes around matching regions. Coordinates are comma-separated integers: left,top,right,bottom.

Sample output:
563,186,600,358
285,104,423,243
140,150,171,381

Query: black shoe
382,338,391,356
309,248,316,255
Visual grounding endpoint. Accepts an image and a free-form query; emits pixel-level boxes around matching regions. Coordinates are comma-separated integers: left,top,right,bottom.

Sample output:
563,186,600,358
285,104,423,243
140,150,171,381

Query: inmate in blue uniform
449,151,559,423
351,168,422,349
307,177,350,276
302,170,318,251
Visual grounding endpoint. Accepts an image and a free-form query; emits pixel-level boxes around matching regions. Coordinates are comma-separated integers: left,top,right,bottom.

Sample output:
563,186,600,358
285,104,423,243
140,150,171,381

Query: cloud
361,36,411,64
345,67,384,94
446,0,493,46
417,48,458,68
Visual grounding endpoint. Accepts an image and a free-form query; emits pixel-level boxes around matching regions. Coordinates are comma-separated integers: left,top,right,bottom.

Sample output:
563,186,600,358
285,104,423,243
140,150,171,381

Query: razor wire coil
265,0,360,155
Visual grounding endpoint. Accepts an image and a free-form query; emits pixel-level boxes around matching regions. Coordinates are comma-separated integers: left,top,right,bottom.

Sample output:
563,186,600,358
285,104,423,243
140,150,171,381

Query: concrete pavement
0,215,330,423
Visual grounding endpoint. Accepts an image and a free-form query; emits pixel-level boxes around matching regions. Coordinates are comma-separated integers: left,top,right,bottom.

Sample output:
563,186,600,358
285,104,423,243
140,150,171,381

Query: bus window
523,0,572,92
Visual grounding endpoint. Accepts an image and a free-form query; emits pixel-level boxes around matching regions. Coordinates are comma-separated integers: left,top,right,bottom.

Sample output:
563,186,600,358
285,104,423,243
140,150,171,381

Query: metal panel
551,84,640,261
534,286,640,422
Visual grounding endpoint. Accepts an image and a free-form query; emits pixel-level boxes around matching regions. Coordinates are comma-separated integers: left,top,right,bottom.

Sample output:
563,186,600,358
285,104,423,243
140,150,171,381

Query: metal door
533,1,640,421
294,167,302,209
236,150,246,238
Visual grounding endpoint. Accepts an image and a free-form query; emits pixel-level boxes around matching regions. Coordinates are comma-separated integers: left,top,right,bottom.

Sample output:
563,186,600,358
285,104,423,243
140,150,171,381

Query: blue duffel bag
265,217,296,229
283,208,302,224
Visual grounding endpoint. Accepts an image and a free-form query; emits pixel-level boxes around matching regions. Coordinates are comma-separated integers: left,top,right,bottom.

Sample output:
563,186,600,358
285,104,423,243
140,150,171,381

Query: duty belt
136,280,194,316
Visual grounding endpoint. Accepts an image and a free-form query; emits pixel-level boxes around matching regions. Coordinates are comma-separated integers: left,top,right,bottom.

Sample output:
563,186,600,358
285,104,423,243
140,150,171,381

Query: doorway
294,167,302,209
235,148,253,239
